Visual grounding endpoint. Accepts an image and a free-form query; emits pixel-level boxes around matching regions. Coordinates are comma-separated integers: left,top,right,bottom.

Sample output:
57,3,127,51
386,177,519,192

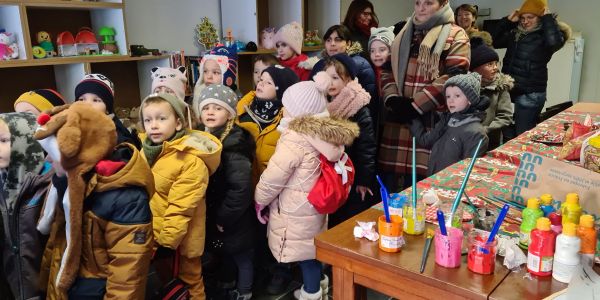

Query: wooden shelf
0,54,169,68
238,45,323,55
0,0,123,9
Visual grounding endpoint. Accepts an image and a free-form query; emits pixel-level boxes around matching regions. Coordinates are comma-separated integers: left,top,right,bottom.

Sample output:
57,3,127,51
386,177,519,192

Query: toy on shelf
37,31,56,57
98,26,118,55
130,44,160,56
260,27,276,49
75,27,99,55
56,31,77,57
195,17,219,52
0,30,19,60
234,40,245,52
304,29,322,47
223,28,234,47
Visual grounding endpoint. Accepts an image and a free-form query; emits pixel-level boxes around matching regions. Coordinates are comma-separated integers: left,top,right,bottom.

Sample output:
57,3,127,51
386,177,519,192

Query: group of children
0,16,516,300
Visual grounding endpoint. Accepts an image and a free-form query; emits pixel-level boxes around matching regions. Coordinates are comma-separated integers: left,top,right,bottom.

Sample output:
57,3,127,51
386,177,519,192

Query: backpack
307,152,355,214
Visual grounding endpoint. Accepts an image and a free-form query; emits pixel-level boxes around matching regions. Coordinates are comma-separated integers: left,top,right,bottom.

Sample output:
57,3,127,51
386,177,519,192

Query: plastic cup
378,215,404,253
434,227,464,268
403,203,425,235
467,231,498,274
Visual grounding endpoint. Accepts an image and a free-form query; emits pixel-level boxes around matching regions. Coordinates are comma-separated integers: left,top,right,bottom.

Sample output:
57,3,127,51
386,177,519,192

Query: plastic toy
37,31,56,57
130,45,160,56
304,29,322,46
224,28,234,47
234,40,245,52
98,26,118,54
75,27,99,55
0,30,19,60
32,46,46,59
56,31,76,57
260,27,276,49
195,17,219,52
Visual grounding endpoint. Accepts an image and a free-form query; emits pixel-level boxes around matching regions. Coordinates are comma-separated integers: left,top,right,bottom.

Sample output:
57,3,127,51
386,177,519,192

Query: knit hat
445,72,482,106
14,89,66,112
519,0,547,17
261,65,299,101
368,26,395,50
274,22,304,55
282,71,331,117
141,93,188,125
195,84,238,119
330,53,358,80
469,37,499,71
151,66,188,101
74,73,115,113
204,44,238,89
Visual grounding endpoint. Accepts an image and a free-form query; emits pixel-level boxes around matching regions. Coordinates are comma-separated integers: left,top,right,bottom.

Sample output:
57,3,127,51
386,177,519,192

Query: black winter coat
492,15,568,95
205,125,256,254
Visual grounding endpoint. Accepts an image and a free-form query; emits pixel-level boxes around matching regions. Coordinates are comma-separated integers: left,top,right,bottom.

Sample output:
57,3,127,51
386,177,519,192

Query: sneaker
229,289,252,300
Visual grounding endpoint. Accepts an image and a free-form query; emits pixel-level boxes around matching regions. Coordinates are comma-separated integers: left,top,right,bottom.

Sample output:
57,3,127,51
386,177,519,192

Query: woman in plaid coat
379,0,470,191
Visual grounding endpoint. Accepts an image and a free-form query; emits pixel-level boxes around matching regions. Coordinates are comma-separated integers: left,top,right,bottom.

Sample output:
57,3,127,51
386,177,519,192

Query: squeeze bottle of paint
540,194,555,217
552,223,581,283
577,215,597,264
389,195,406,217
527,217,555,276
549,212,562,235
520,198,544,249
561,193,582,225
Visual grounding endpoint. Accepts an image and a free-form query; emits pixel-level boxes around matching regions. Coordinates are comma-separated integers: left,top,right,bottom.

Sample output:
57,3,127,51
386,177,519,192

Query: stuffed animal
0,30,18,60
260,27,276,49
37,31,56,57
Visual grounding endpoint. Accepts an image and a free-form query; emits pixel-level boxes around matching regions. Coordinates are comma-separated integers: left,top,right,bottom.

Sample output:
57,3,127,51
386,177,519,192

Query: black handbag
151,248,190,300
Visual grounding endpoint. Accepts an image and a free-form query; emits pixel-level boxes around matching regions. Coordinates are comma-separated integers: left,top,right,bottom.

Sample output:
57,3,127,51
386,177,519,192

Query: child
151,66,188,102
192,45,239,105
323,54,377,228
254,72,359,300
410,73,489,175
469,37,514,150
0,113,51,300
75,73,141,148
34,102,154,299
273,22,311,81
253,54,279,88
13,89,66,115
195,85,255,300
139,93,222,299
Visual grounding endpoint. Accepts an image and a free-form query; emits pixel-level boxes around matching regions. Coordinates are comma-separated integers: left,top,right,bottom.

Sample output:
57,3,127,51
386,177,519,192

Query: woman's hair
456,4,479,28
142,97,187,128
323,24,352,42
342,0,379,31
253,54,279,67
324,57,352,83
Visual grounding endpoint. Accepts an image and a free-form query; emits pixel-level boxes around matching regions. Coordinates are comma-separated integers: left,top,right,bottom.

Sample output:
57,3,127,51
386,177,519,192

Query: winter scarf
395,3,455,90
515,23,542,42
248,96,282,125
142,130,186,167
327,79,371,119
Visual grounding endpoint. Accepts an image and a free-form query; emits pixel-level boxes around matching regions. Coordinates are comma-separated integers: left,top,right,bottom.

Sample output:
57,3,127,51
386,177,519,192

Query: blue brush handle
437,210,447,236
487,204,510,244
376,175,391,223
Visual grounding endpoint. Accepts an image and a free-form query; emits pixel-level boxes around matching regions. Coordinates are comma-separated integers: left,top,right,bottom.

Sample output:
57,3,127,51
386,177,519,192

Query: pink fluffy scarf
327,79,371,119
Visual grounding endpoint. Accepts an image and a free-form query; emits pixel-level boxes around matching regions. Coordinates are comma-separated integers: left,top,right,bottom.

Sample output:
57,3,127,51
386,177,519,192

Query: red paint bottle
527,218,556,276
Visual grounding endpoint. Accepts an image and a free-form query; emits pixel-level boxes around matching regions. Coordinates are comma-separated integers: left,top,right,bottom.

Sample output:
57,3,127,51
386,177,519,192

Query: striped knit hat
14,89,66,113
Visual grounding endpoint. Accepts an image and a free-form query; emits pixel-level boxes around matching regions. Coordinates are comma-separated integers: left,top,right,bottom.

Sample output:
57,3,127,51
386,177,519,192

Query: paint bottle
540,194,555,217
389,195,406,217
577,214,597,264
527,217,555,276
552,223,581,283
560,193,582,225
549,212,562,235
520,198,544,249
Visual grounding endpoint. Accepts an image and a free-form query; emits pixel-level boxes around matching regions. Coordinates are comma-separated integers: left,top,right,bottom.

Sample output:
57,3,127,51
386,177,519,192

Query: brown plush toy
34,102,117,293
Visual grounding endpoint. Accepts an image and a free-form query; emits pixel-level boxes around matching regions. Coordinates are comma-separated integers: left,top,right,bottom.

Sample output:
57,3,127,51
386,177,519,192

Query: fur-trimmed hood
483,73,515,92
558,20,572,42
319,41,364,58
327,79,371,119
288,115,359,146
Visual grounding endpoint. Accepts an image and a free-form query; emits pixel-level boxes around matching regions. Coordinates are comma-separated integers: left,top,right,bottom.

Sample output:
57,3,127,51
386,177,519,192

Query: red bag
307,153,355,214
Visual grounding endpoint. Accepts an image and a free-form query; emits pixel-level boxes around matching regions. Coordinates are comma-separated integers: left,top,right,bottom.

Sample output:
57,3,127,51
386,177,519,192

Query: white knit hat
368,26,395,50
198,54,228,84
282,71,331,117
274,22,304,55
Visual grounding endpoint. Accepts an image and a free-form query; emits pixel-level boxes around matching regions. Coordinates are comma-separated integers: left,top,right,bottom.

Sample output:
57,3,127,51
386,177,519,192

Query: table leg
333,265,356,299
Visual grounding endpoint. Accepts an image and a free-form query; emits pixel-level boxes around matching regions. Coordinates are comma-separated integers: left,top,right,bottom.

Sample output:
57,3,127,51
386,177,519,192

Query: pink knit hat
274,22,304,55
282,71,331,117
151,66,188,101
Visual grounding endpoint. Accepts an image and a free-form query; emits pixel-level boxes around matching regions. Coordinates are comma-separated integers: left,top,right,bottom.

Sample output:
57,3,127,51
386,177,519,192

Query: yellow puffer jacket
140,130,222,258
236,91,282,183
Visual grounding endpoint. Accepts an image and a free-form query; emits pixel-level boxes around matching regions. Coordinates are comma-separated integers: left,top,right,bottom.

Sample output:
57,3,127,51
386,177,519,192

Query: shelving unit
0,0,170,111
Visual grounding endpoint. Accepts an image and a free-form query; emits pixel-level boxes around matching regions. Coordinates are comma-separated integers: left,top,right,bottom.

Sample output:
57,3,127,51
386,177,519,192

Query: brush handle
450,139,484,220
487,204,509,244
412,137,417,210
437,210,447,236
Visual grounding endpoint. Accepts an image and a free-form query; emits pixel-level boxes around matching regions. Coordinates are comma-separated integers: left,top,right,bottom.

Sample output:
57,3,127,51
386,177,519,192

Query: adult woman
492,0,570,135
380,0,470,191
456,4,493,46
342,0,379,58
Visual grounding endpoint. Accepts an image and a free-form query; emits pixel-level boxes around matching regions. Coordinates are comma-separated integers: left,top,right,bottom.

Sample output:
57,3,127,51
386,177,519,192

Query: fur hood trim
483,73,515,92
558,20,572,42
288,116,359,146
319,41,364,58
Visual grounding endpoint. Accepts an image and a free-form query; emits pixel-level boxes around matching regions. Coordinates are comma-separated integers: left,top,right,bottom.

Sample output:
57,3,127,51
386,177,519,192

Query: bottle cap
565,193,579,204
540,194,553,205
580,215,595,228
549,212,562,226
563,222,577,236
536,217,551,231
527,197,540,209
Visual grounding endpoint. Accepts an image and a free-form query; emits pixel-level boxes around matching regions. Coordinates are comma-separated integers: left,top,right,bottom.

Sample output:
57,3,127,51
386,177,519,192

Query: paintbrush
420,228,435,273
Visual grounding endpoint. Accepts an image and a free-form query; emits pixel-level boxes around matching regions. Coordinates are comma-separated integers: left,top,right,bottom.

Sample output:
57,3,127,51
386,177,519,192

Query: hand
255,202,269,224
508,10,520,22
386,96,420,123
356,186,374,201
216,224,224,232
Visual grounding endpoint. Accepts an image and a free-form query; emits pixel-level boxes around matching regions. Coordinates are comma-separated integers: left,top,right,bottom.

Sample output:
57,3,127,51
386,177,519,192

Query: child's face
325,31,348,56
14,102,41,116
142,101,183,144
256,72,277,99
203,60,223,85
473,61,499,83
201,103,231,130
78,93,107,114
445,86,470,113
153,86,176,96
276,42,295,60
0,122,11,169
253,61,270,87
370,40,390,67
325,65,349,98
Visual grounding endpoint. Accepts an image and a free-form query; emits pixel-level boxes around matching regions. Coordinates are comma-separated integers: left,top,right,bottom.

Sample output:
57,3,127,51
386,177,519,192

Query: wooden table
567,102,600,113
316,208,510,299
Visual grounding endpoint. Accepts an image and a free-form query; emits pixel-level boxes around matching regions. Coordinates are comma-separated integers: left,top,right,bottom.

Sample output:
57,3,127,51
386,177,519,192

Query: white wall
124,0,221,56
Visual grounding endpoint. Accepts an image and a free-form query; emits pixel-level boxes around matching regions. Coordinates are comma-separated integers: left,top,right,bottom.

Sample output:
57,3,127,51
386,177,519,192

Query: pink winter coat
255,115,359,262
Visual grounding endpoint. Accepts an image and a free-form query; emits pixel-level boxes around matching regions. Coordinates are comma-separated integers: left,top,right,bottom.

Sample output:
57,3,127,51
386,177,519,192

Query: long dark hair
323,25,352,42
342,0,379,32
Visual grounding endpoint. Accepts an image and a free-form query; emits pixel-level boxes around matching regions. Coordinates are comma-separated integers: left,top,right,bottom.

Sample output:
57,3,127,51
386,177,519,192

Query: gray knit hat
445,72,482,106
368,26,395,50
195,84,238,119
141,93,188,124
